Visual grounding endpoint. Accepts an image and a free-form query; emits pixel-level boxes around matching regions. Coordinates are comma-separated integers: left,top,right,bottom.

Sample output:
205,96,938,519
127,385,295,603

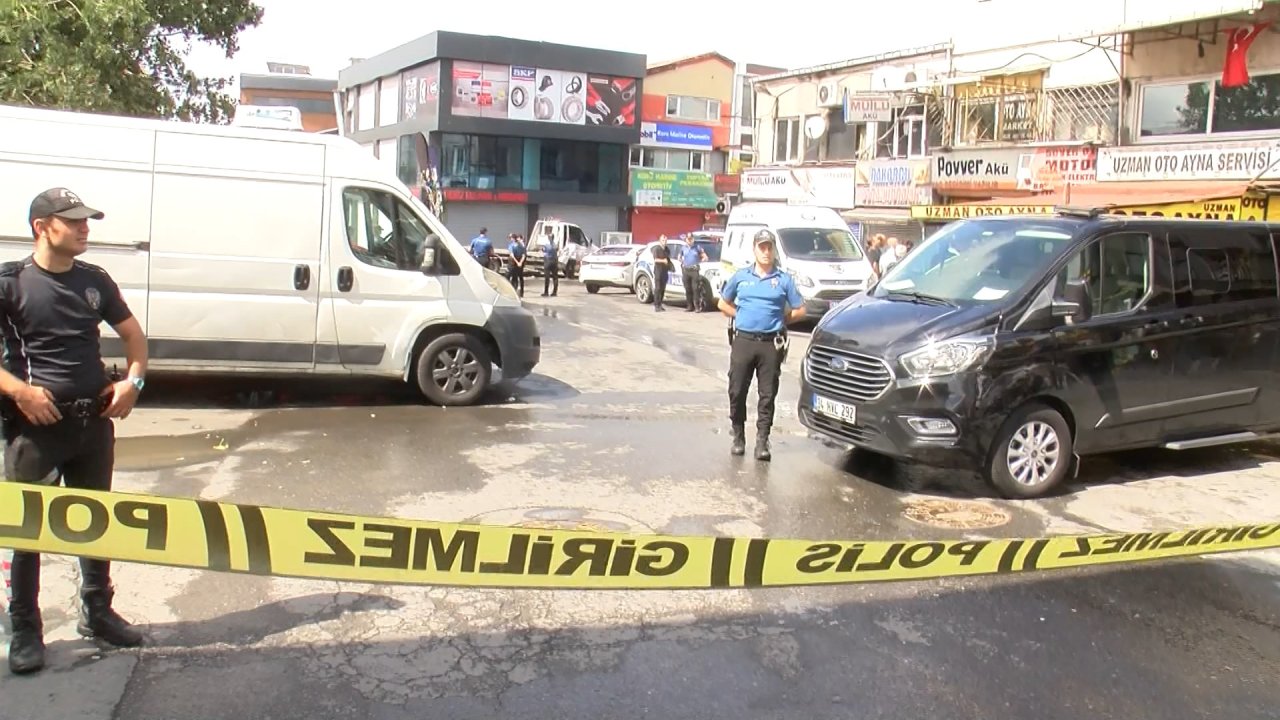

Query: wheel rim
1006,420,1060,487
637,277,650,301
431,347,482,396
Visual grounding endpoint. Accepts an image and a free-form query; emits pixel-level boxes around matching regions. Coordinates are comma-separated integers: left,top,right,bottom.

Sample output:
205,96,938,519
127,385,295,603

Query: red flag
1222,22,1272,88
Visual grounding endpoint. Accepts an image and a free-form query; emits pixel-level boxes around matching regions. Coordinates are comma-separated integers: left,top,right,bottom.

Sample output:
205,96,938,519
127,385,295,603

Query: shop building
239,65,338,133
336,31,644,244
627,52,735,241
917,2,1280,220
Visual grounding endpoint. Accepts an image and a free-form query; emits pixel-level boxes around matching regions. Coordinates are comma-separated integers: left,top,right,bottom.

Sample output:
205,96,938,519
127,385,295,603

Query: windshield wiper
884,290,956,307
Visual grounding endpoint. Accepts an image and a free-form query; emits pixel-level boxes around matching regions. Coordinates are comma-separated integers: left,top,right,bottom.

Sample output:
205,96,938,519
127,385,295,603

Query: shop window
1139,72,1280,138
824,119,858,161
628,148,709,171
395,135,419,187
774,117,801,162
667,95,721,122
598,144,625,193
539,138,600,192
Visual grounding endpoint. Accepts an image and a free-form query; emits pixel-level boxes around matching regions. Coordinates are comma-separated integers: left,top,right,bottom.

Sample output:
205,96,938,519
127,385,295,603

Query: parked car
632,235,726,311
799,209,1280,499
579,243,645,293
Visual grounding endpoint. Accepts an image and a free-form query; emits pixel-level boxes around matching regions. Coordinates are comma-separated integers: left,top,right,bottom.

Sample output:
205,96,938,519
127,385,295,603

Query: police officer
0,187,150,674
680,234,708,312
540,231,559,296
507,233,526,297
717,229,805,460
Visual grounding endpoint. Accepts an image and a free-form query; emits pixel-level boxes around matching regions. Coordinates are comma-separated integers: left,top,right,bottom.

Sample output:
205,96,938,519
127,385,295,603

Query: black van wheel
415,333,491,407
986,403,1073,499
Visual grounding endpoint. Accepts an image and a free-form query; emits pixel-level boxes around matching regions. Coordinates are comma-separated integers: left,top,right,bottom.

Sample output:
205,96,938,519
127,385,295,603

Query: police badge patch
770,278,779,288
85,287,101,311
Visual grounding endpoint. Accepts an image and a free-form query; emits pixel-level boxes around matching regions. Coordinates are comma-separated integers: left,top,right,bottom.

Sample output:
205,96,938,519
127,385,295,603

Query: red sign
714,173,740,195
443,189,529,203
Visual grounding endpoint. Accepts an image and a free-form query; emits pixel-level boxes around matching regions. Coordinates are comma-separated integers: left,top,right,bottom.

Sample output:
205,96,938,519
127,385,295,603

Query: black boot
78,586,144,647
730,425,746,456
8,608,46,674
755,430,772,462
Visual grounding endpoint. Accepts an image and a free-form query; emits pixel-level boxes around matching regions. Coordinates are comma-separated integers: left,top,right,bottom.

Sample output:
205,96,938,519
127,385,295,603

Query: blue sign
641,122,714,150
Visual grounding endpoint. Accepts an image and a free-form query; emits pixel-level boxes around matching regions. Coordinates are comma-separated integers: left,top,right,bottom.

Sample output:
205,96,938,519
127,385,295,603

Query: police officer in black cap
717,229,805,460
1,187,150,674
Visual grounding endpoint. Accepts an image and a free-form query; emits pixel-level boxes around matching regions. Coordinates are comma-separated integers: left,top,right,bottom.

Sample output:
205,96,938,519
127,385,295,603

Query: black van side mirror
1052,279,1092,323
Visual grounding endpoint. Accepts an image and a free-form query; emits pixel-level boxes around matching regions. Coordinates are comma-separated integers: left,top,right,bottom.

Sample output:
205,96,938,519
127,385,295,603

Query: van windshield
870,219,1075,305
778,227,864,262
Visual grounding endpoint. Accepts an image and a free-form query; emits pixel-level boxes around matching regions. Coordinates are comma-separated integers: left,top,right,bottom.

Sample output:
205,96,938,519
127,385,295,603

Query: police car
631,232,727,311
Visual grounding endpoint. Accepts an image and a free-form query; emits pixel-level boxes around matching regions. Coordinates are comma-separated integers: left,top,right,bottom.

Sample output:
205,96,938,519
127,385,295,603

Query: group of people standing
467,227,560,298
865,233,914,278
645,233,708,313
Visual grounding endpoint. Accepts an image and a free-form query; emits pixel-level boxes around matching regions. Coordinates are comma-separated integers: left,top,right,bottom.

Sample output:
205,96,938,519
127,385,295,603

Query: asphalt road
1,280,1278,720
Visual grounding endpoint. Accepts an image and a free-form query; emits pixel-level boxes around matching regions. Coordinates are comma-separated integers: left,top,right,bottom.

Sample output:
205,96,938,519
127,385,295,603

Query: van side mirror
1052,279,1091,323
420,234,440,274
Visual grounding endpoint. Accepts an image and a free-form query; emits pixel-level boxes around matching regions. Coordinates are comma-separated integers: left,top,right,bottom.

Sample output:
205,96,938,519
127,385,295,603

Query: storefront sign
443,188,529,203
855,159,933,207
714,173,740,195
934,145,1097,192
1097,139,1280,182
449,61,637,128
844,93,893,123
640,122,713,150
630,169,718,209
1108,194,1269,221
740,166,856,209
910,204,1055,220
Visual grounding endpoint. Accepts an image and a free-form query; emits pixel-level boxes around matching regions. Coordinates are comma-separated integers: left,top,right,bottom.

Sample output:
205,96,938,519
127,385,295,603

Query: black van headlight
899,337,993,379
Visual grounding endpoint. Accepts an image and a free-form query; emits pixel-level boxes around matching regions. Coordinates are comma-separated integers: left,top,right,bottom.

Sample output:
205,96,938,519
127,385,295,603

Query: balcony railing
926,82,1119,147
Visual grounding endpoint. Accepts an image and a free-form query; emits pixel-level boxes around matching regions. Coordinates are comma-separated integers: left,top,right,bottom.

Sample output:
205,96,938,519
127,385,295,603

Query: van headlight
483,267,519,301
899,337,992,379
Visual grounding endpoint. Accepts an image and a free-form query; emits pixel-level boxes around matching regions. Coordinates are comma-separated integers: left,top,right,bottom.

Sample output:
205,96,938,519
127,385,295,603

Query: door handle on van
293,264,311,290
1179,314,1204,328
337,266,354,293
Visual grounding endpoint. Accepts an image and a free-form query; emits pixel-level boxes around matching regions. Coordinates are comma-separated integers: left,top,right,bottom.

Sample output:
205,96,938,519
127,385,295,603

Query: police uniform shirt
509,239,526,260
681,244,702,266
720,266,803,334
0,258,132,401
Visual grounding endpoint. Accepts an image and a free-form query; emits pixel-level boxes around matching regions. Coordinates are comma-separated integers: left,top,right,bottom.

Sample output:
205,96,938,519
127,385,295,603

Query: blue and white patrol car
631,232,728,311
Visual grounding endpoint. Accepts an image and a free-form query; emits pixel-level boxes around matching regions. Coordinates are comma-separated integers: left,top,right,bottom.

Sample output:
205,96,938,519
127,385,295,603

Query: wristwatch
129,376,145,392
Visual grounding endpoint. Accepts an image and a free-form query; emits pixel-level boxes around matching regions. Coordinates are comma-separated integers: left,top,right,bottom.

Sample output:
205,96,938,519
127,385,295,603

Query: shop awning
840,207,915,221
911,179,1280,222
964,180,1258,207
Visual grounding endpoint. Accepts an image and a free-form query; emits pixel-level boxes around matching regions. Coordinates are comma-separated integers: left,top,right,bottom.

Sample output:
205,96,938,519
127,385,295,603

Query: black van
797,208,1280,498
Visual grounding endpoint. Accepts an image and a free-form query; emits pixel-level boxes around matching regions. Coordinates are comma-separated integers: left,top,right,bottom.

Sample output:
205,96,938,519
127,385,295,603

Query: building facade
336,31,645,244
627,52,735,241
239,68,338,133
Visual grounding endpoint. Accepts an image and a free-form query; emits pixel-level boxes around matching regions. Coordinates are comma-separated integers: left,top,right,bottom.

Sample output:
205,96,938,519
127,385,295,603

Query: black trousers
509,263,525,295
543,262,558,295
728,335,785,433
4,415,116,615
682,267,702,310
653,267,668,308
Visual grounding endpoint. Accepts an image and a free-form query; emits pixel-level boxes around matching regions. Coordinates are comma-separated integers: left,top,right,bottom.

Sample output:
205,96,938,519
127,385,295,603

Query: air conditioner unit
816,80,843,108
715,195,733,215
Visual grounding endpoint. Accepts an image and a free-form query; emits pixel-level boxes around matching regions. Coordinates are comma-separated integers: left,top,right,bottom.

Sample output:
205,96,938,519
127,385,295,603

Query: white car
579,243,645,293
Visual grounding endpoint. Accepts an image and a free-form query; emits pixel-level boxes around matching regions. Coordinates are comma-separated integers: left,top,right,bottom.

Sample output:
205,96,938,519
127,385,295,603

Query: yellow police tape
0,483,1277,589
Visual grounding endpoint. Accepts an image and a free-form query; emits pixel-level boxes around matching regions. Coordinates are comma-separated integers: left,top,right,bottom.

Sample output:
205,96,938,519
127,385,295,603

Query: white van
723,202,873,316
0,104,540,406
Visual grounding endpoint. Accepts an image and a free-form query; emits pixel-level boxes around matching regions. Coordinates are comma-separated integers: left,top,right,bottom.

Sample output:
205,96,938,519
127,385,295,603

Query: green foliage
0,0,264,123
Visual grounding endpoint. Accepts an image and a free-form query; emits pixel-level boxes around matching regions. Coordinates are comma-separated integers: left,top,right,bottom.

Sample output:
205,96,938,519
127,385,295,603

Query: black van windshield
870,219,1075,305
778,227,864,262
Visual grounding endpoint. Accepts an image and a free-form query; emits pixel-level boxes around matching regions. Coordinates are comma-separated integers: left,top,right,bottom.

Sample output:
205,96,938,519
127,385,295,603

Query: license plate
813,395,857,423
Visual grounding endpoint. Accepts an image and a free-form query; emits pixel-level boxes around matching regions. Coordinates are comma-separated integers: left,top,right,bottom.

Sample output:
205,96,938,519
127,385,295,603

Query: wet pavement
2,281,1278,719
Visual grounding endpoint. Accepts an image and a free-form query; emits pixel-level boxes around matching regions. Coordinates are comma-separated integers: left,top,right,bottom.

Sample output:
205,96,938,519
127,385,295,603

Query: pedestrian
1,187,150,674
651,236,672,312
881,236,902,274
469,227,493,267
680,234,708,312
717,229,805,461
866,233,884,279
540,232,559,297
507,233,526,297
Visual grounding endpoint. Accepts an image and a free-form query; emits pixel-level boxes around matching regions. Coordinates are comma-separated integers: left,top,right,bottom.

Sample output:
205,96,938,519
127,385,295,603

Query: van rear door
147,132,323,368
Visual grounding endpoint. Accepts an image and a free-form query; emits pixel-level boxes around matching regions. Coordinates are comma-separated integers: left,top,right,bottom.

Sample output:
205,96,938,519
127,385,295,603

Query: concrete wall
646,57,736,105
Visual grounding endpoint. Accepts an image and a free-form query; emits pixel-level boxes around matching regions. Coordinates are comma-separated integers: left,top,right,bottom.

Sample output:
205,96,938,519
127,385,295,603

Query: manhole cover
465,507,649,534
902,499,1011,530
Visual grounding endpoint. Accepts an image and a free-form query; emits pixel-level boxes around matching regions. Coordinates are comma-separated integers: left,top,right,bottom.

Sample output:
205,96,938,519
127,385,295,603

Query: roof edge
752,42,954,84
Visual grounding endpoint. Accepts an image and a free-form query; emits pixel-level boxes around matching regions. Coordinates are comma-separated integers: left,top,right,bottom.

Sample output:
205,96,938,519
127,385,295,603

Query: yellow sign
0,484,1276,590
911,205,1055,220
1108,195,1268,221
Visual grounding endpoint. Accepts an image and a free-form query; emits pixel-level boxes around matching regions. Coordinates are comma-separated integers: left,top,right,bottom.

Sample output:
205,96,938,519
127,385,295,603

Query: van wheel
415,333,491,407
986,403,1073,499
635,275,653,304
585,283,600,294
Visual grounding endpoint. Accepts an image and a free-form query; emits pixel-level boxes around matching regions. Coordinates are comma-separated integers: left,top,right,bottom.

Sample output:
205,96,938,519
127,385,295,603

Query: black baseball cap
28,187,105,225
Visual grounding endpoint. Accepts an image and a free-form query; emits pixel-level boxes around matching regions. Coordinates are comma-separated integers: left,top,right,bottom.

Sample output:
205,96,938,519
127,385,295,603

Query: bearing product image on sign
0,484,1276,590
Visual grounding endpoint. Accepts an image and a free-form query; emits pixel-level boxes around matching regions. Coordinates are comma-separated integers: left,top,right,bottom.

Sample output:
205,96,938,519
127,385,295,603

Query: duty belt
735,330,782,341
55,397,108,419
